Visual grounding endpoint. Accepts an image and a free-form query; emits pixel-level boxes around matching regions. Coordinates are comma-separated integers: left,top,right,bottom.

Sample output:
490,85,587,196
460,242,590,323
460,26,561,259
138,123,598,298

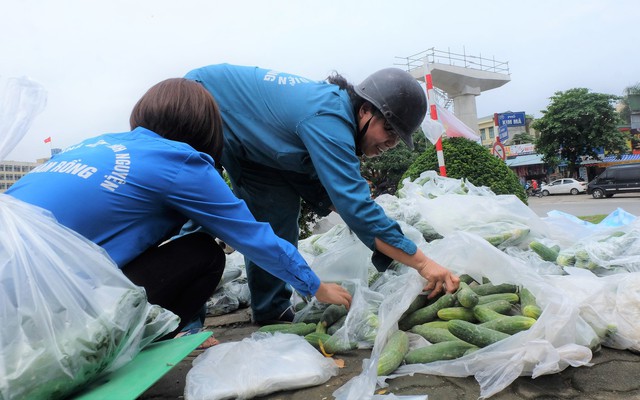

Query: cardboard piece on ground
73,331,212,400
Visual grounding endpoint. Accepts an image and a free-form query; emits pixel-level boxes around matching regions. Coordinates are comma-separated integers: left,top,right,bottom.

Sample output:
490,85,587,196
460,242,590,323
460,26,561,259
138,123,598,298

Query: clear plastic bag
0,195,179,399
185,332,339,399
206,277,250,316
0,75,178,399
547,267,640,351
0,76,47,160
307,224,373,284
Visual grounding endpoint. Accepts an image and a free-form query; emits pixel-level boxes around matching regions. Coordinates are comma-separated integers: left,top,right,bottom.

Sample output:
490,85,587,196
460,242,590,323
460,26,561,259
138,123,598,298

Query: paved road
527,192,640,218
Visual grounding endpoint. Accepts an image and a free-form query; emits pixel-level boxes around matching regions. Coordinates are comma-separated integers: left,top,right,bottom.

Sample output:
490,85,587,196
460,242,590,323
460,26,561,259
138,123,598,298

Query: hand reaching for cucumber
315,282,352,309
374,238,460,299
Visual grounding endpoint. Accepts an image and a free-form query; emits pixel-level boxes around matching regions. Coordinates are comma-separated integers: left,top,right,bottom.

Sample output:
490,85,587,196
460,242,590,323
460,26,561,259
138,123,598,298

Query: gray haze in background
2,0,638,161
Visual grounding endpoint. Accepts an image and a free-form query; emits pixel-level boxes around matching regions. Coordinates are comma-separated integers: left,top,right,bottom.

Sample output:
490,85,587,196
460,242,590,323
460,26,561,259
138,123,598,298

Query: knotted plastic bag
185,332,338,399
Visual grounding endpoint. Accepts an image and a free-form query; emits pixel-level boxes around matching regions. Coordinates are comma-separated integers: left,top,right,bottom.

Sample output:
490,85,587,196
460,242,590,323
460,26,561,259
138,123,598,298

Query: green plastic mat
72,331,212,400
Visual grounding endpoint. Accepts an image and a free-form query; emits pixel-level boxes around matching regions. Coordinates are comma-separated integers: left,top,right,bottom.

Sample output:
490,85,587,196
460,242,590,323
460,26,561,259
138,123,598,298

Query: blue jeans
222,156,330,323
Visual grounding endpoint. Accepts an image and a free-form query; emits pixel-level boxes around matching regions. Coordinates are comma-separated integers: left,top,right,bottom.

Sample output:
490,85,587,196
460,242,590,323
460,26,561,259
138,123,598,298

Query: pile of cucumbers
257,275,542,377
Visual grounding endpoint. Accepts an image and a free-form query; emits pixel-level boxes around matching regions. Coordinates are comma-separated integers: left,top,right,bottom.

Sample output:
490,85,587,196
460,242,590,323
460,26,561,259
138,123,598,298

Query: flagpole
424,63,447,177
44,136,52,157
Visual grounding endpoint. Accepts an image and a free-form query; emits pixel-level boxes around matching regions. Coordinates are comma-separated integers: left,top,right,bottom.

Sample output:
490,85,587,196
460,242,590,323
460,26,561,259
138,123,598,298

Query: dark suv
587,163,640,198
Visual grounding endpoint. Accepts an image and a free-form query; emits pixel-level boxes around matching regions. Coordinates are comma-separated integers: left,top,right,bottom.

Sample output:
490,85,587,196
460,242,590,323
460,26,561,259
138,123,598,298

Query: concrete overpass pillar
451,86,481,134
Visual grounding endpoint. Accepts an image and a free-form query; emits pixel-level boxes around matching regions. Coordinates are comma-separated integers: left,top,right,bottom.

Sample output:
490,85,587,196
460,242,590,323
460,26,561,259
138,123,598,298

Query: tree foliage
401,137,528,203
360,129,427,196
533,88,628,176
619,82,640,124
510,131,535,145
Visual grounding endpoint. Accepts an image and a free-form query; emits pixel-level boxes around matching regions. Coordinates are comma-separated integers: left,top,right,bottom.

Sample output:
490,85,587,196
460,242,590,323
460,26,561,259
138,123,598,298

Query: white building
0,159,46,192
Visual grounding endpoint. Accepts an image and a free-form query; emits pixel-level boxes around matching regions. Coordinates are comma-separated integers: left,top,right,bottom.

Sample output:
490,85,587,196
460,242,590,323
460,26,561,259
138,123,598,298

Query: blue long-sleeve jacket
185,64,417,256
6,127,320,296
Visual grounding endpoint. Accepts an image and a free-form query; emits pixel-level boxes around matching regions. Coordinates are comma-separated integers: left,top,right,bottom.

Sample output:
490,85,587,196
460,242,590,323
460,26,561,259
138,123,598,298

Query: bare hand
314,282,352,309
417,259,460,299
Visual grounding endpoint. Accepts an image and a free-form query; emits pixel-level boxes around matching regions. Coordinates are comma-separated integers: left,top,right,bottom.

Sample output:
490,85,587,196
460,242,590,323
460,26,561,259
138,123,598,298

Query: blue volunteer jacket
185,64,417,257
7,127,320,296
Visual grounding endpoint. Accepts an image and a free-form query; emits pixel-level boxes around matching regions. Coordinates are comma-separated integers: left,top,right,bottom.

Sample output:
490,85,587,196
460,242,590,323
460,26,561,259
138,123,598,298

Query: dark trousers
122,232,225,336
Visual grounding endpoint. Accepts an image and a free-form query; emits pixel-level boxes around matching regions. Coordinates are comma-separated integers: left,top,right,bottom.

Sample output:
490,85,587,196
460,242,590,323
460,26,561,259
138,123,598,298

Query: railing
395,47,510,75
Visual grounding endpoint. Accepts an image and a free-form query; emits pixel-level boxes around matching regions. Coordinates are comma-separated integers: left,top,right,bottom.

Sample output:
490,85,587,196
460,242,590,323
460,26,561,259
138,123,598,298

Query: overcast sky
2,0,638,161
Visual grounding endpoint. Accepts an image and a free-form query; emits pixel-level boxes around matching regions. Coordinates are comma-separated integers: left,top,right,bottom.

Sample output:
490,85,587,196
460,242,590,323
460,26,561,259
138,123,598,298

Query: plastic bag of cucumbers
335,231,595,400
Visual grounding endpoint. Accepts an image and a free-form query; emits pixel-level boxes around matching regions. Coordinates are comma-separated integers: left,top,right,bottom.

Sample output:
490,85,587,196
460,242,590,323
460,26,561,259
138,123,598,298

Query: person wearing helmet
185,64,460,324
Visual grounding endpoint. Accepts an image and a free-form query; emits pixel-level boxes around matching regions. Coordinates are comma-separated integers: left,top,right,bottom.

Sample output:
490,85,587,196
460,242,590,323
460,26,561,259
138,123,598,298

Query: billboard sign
498,112,526,127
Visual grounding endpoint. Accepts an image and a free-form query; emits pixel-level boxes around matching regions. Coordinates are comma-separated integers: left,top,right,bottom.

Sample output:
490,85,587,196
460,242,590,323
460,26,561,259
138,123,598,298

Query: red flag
44,136,51,144
435,104,481,142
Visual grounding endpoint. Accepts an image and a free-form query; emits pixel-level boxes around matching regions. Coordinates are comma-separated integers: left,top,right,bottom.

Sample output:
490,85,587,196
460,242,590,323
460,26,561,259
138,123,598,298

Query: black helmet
354,68,427,150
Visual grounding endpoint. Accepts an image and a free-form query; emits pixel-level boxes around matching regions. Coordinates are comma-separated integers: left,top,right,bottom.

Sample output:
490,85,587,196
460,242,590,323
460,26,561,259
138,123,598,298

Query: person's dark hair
327,71,380,155
326,72,371,116
130,78,223,163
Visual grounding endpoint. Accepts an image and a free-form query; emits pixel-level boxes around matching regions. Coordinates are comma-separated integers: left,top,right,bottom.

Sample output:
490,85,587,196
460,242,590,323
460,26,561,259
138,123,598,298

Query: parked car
587,164,640,199
540,178,586,196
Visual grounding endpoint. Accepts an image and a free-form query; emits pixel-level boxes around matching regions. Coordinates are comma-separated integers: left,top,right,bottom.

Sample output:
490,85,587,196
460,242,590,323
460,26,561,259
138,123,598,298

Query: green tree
619,82,640,124
533,88,628,177
360,129,427,196
401,137,527,203
299,129,427,238
510,131,535,144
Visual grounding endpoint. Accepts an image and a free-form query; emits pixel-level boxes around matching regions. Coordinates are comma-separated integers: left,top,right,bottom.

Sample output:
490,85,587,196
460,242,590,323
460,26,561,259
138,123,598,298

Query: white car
541,178,587,196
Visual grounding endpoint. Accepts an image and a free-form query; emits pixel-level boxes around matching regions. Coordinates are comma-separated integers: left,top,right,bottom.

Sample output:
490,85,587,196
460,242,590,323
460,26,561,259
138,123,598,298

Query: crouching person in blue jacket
184,64,460,325
6,77,352,347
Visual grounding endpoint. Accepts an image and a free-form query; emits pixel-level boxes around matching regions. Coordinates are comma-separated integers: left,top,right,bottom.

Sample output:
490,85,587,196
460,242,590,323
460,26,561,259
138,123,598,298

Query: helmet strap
355,115,373,157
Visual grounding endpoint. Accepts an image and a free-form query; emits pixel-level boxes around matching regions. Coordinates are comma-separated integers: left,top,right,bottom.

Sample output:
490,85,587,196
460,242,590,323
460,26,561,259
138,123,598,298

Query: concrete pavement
140,308,640,400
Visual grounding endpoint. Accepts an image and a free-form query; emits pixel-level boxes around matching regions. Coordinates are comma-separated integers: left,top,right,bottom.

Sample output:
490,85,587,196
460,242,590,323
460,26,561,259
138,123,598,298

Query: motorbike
526,185,543,198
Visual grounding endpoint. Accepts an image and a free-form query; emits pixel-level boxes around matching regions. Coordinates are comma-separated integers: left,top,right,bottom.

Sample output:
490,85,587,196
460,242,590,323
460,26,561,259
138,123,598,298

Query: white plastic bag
306,224,373,284
0,76,47,160
185,332,339,399
0,195,179,399
546,268,640,351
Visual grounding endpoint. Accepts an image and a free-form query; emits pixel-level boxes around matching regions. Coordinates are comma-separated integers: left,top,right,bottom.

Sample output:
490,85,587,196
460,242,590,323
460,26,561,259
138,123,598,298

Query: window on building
489,127,495,139
480,128,486,141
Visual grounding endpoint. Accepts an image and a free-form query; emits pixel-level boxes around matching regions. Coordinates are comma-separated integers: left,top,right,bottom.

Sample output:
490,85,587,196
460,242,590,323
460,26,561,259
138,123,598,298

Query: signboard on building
497,112,526,127
498,125,509,142
506,143,536,157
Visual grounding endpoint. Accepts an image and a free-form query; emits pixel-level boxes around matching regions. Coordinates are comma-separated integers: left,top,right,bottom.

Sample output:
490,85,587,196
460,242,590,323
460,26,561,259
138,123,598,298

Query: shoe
174,327,220,350
254,306,295,326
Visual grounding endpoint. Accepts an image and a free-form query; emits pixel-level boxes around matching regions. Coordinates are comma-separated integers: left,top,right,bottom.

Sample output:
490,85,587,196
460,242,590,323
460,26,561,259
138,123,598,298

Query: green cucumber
472,305,507,323
410,325,459,343
447,320,510,348
519,287,542,319
377,330,410,376
404,340,477,364
471,283,518,296
479,315,537,334
455,282,479,308
258,322,317,336
529,241,560,262
398,293,456,330
437,307,476,322
477,293,519,305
